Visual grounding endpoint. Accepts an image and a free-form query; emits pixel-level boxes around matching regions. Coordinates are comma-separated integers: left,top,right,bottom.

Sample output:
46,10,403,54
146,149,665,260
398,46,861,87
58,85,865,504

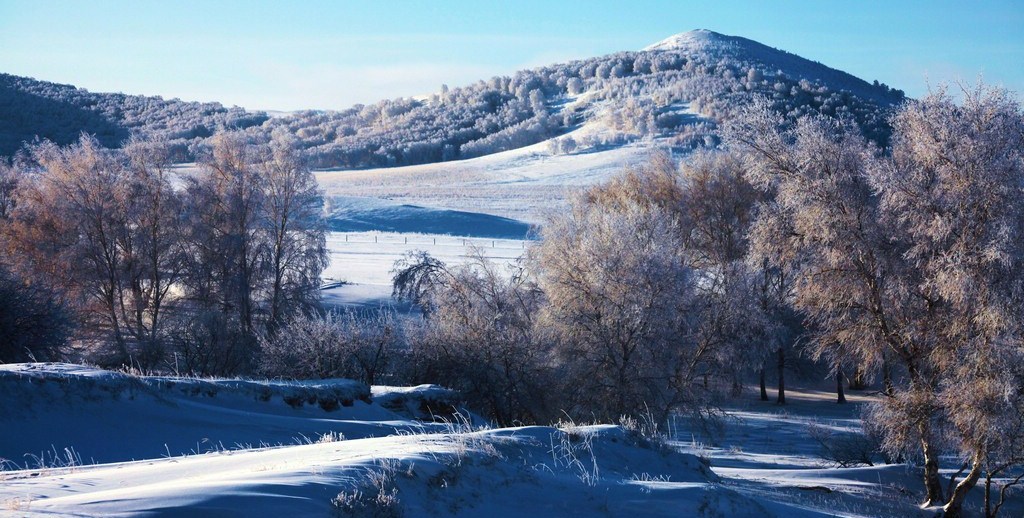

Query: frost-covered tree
730,87,1024,516
1,131,327,373
869,86,1024,517
534,184,706,422
3,136,185,364
729,101,948,505
393,250,550,425
0,160,18,221
6,136,136,358
120,137,186,362
256,132,328,326
677,151,798,401
183,132,265,350
180,131,328,374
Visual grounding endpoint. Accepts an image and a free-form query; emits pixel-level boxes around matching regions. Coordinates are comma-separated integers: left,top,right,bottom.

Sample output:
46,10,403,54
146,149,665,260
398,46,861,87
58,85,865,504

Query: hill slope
0,73,268,157
0,30,904,166
0,363,765,517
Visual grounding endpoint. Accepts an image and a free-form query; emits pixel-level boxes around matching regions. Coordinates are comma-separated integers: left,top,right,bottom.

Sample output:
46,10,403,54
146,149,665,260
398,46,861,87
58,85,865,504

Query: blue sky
1,0,1021,111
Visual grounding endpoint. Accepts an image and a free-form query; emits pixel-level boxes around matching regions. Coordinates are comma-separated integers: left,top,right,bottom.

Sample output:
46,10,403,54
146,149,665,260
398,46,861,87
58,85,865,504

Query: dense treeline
0,73,269,157
0,132,327,372
257,31,903,168
1,31,904,169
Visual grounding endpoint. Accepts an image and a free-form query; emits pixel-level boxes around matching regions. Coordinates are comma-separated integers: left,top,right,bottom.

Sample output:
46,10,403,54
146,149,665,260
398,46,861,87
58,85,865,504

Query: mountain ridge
1,31,905,165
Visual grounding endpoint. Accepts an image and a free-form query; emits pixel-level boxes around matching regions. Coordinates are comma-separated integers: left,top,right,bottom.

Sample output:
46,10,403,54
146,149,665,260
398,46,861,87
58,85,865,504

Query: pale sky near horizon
1,0,1021,111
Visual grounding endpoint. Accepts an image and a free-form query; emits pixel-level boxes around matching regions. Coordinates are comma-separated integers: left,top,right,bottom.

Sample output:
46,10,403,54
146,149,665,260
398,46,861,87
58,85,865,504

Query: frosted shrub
536,185,702,422
393,251,551,426
259,310,401,385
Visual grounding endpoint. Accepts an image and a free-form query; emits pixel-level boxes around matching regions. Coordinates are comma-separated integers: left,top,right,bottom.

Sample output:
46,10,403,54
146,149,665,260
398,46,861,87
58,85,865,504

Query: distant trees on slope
1,35,905,168
0,73,268,158
259,45,903,169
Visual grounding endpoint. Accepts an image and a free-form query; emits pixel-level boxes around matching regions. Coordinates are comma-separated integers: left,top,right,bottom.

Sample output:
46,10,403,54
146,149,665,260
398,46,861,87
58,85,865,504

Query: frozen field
321,231,529,310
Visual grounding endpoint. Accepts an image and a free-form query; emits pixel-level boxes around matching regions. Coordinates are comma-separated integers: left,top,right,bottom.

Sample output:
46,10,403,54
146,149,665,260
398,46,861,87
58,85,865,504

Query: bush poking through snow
551,419,601,487
619,412,670,454
331,460,404,518
259,310,401,385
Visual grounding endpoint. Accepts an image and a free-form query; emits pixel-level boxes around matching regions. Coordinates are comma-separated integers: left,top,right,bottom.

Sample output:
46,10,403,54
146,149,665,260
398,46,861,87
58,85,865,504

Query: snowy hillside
0,30,903,168
315,127,656,224
0,364,746,516
643,30,899,104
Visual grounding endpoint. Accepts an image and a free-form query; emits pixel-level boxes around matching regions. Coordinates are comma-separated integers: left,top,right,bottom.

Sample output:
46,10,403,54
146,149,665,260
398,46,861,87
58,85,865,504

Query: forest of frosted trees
0,73,269,158
1,32,903,169
0,131,327,373
377,86,1024,517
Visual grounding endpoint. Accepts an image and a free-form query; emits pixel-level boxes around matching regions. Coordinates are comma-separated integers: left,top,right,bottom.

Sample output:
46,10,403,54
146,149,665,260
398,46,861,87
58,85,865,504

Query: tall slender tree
257,132,328,327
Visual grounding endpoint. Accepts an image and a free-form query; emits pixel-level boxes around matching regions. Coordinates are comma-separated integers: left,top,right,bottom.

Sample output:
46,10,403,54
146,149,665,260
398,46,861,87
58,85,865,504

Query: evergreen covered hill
0,30,905,166
0,73,269,157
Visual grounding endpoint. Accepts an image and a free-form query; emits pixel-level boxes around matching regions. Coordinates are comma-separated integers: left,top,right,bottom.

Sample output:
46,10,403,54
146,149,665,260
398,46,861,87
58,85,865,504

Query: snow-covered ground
314,122,655,308
6,363,1012,517
320,230,528,310
0,364,752,516
315,119,666,226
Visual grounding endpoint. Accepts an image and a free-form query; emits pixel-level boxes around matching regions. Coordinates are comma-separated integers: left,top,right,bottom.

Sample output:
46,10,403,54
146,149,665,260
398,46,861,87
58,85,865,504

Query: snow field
3,364,1016,516
321,231,529,310
0,364,772,517
315,119,662,225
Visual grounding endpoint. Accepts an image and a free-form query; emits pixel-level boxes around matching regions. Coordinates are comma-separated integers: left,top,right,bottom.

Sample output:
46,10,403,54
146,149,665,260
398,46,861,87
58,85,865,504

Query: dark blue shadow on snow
328,204,534,240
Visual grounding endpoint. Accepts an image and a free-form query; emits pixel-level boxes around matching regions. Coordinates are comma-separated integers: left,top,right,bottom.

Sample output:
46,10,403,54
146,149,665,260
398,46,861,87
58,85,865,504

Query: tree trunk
836,367,847,404
882,353,894,397
943,455,982,518
776,347,785,405
759,367,768,401
984,474,993,518
106,289,129,361
920,432,945,507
